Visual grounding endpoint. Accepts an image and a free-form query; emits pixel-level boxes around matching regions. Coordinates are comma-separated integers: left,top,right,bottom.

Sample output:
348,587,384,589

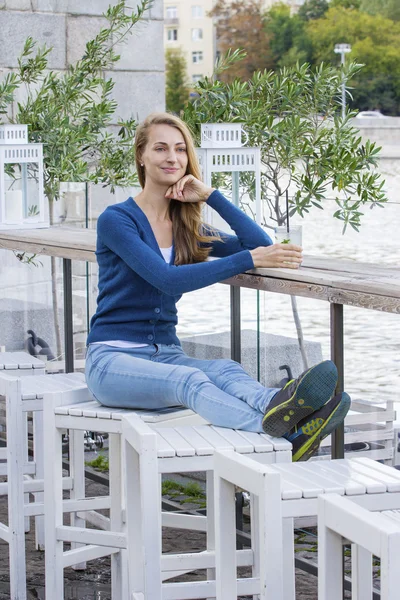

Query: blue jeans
85,343,279,433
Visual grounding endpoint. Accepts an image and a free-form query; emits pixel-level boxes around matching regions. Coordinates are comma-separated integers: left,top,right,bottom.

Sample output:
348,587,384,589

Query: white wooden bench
43,399,292,600
318,494,400,600
0,370,215,600
0,351,46,536
213,452,400,600
0,371,87,600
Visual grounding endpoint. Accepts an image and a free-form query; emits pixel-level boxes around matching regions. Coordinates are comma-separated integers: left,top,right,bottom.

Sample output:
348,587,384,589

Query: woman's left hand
165,175,214,203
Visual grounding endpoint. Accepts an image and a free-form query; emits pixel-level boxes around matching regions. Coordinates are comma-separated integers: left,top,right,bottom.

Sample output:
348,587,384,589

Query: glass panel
177,282,232,360
4,162,40,222
0,248,56,359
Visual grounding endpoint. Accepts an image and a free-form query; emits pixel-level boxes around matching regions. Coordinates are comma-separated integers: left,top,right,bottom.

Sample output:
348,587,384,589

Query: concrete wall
0,0,165,123
350,117,400,158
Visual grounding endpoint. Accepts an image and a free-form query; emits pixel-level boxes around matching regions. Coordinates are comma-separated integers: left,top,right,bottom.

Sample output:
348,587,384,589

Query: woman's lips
162,168,179,173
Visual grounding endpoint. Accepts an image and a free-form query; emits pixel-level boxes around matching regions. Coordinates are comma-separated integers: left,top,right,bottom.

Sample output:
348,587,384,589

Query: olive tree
183,52,387,368
183,52,387,232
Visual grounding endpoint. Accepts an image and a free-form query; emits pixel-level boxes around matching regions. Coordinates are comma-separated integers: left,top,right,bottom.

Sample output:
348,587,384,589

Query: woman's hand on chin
165,175,214,203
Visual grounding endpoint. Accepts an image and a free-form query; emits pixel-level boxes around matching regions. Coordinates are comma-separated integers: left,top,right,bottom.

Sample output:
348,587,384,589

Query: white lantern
0,124,49,229
197,123,261,225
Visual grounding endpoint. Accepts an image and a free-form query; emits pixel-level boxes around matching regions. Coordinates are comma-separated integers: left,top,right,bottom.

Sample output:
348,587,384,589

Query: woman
86,112,349,461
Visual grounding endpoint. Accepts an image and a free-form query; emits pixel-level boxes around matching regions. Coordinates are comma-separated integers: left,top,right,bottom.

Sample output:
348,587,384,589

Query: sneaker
286,392,351,462
262,360,338,437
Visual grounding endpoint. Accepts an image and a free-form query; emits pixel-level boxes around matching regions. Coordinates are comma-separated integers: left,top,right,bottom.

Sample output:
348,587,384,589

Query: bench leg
352,544,372,599
23,414,30,534
33,410,44,549
215,469,237,599
259,475,284,600
381,533,400,600
125,432,162,598
70,429,86,570
282,518,295,600
44,400,65,600
7,380,27,600
318,511,343,600
110,432,129,598
250,492,261,600
206,470,216,600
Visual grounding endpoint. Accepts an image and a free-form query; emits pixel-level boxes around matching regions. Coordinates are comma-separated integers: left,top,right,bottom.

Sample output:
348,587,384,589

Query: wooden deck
0,226,398,314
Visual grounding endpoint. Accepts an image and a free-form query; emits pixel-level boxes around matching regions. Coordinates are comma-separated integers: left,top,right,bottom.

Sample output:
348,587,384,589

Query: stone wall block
67,15,107,66
149,0,163,20
0,13,66,69
114,19,164,72
6,0,31,9
105,70,165,122
31,0,157,17
32,0,114,15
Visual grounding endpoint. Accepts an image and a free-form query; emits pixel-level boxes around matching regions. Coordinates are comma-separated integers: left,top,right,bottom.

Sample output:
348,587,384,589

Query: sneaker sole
262,361,338,437
292,393,351,462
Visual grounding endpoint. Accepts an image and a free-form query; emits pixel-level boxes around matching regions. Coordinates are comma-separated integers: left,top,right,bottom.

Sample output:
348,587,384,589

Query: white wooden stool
318,494,400,600
0,371,87,600
43,401,292,600
213,453,400,600
0,352,46,534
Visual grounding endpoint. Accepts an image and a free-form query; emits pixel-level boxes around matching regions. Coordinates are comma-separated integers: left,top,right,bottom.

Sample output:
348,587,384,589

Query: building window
191,5,203,18
166,6,178,19
191,28,203,41
192,51,203,64
192,74,203,83
167,29,178,41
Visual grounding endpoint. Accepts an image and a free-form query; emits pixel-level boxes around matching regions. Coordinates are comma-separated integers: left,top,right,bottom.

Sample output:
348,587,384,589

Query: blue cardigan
87,190,273,346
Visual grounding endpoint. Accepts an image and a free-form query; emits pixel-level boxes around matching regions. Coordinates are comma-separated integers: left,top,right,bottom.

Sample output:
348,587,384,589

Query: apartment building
164,1,215,84
164,0,305,84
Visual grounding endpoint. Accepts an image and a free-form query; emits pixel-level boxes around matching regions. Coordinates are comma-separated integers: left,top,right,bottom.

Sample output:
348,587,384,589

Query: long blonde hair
135,112,222,265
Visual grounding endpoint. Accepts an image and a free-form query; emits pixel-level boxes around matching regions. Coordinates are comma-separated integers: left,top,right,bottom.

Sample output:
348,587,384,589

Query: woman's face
140,124,189,188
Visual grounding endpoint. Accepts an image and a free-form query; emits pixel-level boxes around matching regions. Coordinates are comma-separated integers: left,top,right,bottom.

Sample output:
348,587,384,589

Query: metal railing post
230,286,241,363
63,258,74,373
330,303,344,459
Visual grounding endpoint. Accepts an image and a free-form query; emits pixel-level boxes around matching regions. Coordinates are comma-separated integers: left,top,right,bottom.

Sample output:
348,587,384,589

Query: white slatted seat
0,351,45,377
44,401,292,600
213,452,400,600
0,371,87,600
318,495,400,600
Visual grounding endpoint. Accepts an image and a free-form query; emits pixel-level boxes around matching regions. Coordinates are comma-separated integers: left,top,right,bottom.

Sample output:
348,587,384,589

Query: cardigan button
154,308,161,314
147,334,154,341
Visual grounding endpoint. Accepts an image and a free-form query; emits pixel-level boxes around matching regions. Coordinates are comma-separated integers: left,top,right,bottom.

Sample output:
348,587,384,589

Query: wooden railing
1,226,399,459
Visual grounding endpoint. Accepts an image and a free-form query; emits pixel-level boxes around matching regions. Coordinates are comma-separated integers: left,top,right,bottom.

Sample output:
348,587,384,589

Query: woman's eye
178,148,187,152
155,147,165,151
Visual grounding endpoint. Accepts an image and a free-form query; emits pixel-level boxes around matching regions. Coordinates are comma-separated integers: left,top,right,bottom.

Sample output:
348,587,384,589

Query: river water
177,158,400,411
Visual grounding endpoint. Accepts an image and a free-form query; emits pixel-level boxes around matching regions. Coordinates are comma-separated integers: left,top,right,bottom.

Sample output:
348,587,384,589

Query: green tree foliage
263,3,310,66
0,1,152,207
360,0,400,21
210,0,273,80
183,55,387,232
307,7,400,113
297,0,329,21
165,48,190,114
330,0,361,9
